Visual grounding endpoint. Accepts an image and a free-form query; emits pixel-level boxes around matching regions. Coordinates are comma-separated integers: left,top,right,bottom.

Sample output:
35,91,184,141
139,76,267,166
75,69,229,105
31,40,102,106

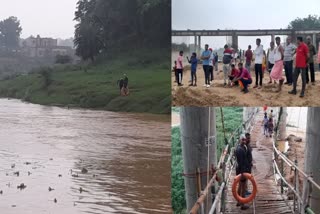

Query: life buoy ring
232,173,257,204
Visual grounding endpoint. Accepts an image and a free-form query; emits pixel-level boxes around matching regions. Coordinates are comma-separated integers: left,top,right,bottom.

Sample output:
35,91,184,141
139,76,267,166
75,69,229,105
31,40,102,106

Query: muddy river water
0,99,171,214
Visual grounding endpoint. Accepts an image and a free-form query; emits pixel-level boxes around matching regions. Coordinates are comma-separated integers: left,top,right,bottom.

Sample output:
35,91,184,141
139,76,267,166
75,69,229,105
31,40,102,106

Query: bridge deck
224,113,293,214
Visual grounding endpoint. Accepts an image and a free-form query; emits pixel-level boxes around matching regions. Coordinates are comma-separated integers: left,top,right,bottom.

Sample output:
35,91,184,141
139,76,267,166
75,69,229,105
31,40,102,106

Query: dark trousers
306,62,315,83
293,67,306,92
241,78,252,90
191,70,197,84
176,69,183,85
284,60,293,84
203,65,210,85
209,66,214,81
254,64,263,86
229,76,239,85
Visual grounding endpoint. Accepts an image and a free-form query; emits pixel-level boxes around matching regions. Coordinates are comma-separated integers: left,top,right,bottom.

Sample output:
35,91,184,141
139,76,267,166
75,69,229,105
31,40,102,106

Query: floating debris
11,164,15,168
24,162,31,165
11,205,16,207
6,183,10,187
28,171,31,176
49,158,53,161
72,174,79,177
79,187,83,193
58,174,62,177
54,198,57,203
13,171,20,176
81,168,88,174
93,174,97,177
17,183,26,190
6,173,8,176
0,190,3,194
48,187,54,192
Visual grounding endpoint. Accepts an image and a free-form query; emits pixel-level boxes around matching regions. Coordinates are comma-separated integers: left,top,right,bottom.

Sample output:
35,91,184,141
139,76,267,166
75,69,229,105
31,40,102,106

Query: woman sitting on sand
232,62,252,94
270,37,285,92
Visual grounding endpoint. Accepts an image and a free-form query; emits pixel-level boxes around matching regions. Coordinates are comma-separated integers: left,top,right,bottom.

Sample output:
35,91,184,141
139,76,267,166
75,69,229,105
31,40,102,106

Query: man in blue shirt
187,52,198,86
201,44,211,87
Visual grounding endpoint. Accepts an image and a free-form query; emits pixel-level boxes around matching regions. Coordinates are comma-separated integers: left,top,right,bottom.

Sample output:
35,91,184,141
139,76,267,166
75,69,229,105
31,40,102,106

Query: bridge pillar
180,107,216,213
313,33,316,47
198,36,201,56
302,107,320,213
232,33,238,51
194,36,197,53
278,107,287,140
271,34,275,42
291,31,296,43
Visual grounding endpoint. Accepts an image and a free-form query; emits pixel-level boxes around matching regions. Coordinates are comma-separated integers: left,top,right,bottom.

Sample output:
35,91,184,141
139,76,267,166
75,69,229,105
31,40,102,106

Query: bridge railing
272,139,320,214
188,108,258,214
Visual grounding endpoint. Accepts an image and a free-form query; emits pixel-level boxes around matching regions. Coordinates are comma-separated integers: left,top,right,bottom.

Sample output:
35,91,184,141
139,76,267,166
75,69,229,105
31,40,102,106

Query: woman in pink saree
270,37,285,92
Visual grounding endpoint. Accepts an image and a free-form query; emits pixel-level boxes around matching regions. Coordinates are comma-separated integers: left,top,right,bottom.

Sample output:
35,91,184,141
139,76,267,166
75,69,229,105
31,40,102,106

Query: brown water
0,99,171,214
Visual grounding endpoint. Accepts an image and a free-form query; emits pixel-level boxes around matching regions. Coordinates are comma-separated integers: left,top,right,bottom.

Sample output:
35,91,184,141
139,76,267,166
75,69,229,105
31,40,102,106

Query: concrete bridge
172,29,320,51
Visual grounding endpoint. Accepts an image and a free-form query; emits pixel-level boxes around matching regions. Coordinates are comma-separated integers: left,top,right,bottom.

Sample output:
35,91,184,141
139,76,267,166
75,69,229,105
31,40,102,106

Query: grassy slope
0,50,170,114
171,107,243,213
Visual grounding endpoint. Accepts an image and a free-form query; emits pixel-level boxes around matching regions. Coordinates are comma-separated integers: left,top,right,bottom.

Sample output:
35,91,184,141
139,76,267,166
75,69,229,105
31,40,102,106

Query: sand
172,62,320,107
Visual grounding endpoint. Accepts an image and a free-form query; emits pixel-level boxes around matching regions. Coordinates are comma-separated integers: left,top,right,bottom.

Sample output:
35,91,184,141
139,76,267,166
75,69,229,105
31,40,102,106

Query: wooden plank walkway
224,113,293,214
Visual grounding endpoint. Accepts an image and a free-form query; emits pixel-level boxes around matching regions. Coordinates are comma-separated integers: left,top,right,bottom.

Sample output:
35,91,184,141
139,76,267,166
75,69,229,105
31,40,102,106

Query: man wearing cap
235,134,250,210
306,36,317,85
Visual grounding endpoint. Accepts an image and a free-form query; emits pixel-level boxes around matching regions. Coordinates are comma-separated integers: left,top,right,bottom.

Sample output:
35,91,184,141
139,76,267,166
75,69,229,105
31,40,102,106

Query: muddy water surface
0,99,171,214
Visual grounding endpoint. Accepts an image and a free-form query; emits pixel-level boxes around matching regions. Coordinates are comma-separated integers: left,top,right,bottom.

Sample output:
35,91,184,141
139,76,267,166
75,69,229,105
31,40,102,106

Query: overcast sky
0,0,78,39
172,0,320,50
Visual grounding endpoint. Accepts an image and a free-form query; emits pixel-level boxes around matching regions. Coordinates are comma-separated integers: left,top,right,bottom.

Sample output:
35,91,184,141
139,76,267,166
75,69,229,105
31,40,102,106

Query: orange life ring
232,173,257,204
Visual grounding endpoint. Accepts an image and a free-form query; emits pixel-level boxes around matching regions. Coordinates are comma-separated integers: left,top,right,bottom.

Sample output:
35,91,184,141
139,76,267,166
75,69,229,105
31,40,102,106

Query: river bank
0,50,170,114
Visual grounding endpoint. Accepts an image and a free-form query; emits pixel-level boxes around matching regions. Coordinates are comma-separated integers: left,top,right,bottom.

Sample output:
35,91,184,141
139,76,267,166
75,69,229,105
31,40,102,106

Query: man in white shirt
254,38,264,89
283,36,296,85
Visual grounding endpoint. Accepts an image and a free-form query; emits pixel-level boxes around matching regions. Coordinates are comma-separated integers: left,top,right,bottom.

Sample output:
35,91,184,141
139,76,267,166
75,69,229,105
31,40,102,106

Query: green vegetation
74,0,170,61
0,49,170,114
171,107,243,213
0,0,171,114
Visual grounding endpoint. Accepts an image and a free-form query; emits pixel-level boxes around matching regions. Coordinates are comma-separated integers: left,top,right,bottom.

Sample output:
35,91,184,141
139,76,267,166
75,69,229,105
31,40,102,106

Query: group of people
235,132,252,210
173,46,218,87
262,110,274,137
174,36,320,97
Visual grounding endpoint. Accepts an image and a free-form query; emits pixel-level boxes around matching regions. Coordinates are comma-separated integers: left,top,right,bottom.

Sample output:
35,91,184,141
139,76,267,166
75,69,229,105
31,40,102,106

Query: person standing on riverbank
254,38,264,89
306,36,316,85
245,45,253,72
214,52,219,71
201,44,211,88
267,41,275,84
176,51,184,86
283,36,296,85
209,48,214,84
223,44,233,87
187,52,198,86
270,37,285,92
289,37,309,97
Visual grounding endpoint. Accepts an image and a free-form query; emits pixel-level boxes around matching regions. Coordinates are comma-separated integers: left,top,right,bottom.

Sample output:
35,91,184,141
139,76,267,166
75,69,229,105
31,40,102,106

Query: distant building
21,35,74,59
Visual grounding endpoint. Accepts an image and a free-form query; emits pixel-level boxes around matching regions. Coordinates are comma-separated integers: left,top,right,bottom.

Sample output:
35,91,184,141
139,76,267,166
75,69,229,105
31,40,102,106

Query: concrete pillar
271,34,275,42
198,36,201,56
279,107,287,140
194,36,197,53
313,33,317,48
302,107,320,213
291,30,296,43
232,33,238,51
180,107,216,213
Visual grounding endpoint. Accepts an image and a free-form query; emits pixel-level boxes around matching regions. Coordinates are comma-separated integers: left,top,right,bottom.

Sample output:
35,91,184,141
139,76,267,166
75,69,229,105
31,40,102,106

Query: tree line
73,0,171,61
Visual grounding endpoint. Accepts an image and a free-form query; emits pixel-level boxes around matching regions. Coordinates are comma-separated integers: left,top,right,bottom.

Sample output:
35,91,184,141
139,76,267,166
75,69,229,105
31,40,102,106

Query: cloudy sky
0,0,78,39
172,0,320,50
